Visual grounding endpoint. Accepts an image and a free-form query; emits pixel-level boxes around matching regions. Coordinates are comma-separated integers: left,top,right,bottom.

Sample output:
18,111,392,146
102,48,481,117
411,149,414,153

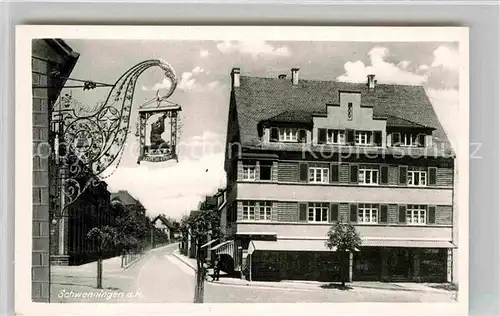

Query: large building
32,39,79,302
222,68,457,283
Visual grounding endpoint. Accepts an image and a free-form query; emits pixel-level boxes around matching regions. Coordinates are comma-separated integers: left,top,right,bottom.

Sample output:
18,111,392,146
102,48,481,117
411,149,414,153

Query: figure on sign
150,112,170,150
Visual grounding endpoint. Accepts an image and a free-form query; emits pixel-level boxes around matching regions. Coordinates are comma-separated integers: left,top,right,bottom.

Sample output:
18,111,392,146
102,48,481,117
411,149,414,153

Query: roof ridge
240,75,425,88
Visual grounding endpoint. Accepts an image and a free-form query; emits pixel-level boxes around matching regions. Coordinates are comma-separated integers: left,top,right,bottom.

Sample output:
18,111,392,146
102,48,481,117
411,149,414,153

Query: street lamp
49,59,182,225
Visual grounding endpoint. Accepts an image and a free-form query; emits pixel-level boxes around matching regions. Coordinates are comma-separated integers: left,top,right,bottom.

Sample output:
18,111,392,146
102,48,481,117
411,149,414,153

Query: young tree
325,221,362,287
183,208,221,303
87,225,118,289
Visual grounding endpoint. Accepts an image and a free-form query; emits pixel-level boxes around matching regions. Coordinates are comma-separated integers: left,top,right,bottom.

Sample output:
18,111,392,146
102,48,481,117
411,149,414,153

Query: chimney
367,74,376,90
231,67,240,88
291,68,299,85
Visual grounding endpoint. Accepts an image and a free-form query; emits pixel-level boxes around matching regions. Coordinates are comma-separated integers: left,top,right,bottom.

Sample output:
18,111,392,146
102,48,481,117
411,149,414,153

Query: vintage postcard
15,25,469,315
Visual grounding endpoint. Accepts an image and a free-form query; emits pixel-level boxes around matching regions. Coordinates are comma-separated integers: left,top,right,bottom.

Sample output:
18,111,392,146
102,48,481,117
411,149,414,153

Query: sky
62,39,460,220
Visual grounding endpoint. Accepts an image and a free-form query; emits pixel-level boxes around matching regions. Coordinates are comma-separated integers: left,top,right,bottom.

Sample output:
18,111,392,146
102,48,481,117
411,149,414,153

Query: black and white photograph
15,26,469,315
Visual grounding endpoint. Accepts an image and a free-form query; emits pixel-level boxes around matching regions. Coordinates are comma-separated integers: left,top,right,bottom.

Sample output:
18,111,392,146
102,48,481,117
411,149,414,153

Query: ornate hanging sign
136,92,181,164
51,59,182,217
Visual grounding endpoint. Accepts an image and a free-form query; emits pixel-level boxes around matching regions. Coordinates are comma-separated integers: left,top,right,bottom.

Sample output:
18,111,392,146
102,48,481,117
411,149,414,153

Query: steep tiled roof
262,110,314,125
152,215,176,230
233,76,452,152
110,190,140,206
385,115,434,129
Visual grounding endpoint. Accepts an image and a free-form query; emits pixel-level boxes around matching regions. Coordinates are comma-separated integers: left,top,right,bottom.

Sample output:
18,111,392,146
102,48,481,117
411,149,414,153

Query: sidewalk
171,250,453,294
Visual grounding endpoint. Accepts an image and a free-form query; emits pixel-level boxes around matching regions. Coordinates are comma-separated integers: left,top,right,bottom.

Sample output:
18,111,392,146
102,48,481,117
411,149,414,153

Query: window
242,161,256,181
258,201,272,221
396,133,425,147
308,203,329,222
309,166,329,183
407,166,427,186
355,131,372,146
327,129,345,145
358,204,379,223
279,128,298,142
260,161,273,181
358,165,379,185
406,205,426,225
242,201,256,220
347,102,353,120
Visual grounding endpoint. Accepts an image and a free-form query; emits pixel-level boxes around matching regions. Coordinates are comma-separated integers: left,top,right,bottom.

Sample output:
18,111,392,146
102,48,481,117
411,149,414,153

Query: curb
171,250,197,271
169,251,450,294
122,254,146,270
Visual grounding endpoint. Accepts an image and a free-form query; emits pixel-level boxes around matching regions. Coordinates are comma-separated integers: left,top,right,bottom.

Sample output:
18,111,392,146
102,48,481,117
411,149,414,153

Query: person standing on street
213,255,221,281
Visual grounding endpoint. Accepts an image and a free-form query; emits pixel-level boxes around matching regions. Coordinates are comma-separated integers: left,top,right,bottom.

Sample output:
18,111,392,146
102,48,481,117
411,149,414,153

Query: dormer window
392,132,425,147
279,128,298,142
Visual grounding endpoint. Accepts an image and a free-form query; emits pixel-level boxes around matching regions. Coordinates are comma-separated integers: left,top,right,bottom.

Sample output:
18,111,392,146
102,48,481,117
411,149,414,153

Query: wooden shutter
318,128,327,144
299,203,308,222
349,164,359,183
330,163,340,183
399,205,407,223
346,129,355,145
374,131,382,146
399,166,407,185
350,204,358,222
418,133,426,147
428,167,437,185
270,127,279,142
428,206,436,224
299,129,307,143
329,203,339,223
381,166,389,184
392,132,400,146
380,205,388,223
299,162,309,182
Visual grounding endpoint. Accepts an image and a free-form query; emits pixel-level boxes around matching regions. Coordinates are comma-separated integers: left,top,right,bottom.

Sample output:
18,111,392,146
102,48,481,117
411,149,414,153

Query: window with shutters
327,129,345,145
358,165,379,185
358,204,379,224
242,161,256,181
258,201,272,221
308,203,329,222
308,166,329,183
279,128,298,142
407,166,427,186
406,205,427,225
355,131,372,146
394,132,425,147
242,201,256,220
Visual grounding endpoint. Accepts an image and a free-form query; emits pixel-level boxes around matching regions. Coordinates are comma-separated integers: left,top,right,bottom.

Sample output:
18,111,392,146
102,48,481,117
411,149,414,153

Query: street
51,244,456,303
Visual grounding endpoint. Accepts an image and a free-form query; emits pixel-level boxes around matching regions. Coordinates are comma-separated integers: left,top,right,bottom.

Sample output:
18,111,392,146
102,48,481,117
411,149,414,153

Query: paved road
51,244,455,303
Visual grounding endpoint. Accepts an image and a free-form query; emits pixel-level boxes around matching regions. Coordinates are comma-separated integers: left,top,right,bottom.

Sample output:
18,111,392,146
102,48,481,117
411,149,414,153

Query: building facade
32,39,79,302
223,68,457,283
50,165,114,266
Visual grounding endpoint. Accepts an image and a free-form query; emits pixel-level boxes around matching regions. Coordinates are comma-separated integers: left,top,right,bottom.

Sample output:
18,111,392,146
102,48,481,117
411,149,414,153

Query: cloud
337,46,428,85
200,49,209,58
141,78,173,92
431,45,460,71
106,151,226,220
418,64,429,71
177,72,197,90
216,40,291,58
192,66,205,74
